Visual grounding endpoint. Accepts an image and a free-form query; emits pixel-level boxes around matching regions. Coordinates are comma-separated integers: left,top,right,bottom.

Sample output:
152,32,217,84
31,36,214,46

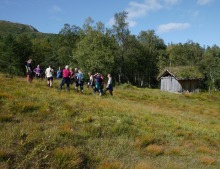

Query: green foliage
0,20,38,35
158,66,204,80
52,146,86,168
165,41,204,67
57,24,81,66
0,21,58,76
136,30,166,87
199,46,220,91
73,28,116,75
0,34,21,75
112,11,130,83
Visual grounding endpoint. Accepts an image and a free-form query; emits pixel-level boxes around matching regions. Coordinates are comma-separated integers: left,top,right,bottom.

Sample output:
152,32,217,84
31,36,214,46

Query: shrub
135,135,163,148
97,161,125,169
134,161,156,169
199,156,216,165
196,146,216,154
0,149,14,162
145,144,165,156
52,146,87,169
0,114,13,122
165,147,182,156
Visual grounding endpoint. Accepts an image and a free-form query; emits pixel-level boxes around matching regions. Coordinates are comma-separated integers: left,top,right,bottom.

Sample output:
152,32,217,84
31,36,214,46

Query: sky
0,0,219,47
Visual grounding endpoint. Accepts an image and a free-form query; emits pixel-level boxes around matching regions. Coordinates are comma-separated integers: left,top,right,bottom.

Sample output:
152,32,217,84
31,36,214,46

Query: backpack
78,73,84,82
57,70,62,78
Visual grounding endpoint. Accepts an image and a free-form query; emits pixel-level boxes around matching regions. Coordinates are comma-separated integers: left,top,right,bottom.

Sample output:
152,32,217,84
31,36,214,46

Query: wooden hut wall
160,76,182,93
179,80,199,92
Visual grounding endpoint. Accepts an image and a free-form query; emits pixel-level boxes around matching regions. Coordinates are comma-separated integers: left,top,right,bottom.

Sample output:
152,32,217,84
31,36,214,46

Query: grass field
0,73,219,169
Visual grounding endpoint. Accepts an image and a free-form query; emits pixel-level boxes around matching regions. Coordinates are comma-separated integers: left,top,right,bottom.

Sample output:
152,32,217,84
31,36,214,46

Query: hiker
74,68,78,74
26,59,33,83
93,73,103,96
60,65,70,91
87,72,94,88
100,74,105,90
103,74,113,96
45,65,54,87
56,67,62,79
75,69,84,93
69,68,75,85
33,65,41,78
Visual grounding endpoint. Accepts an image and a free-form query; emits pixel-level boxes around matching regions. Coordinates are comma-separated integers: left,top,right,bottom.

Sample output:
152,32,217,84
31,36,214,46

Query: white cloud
107,17,115,27
49,5,62,13
127,19,137,27
157,22,190,33
124,0,182,28
164,0,181,6
124,0,163,28
107,17,137,28
126,2,148,18
108,0,181,28
197,0,213,5
126,0,162,19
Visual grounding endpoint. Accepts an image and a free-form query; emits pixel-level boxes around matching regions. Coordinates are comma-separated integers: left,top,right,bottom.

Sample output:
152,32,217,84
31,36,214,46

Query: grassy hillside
0,20,56,38
0,73,219,169
0,20,39,34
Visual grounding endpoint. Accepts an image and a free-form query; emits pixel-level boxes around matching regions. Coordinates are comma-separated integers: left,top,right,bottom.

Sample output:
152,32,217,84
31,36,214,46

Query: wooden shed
157,66,204,93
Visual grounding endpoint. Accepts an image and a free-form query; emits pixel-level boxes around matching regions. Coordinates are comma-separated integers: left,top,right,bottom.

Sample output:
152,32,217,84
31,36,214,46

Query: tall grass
0,73,219,168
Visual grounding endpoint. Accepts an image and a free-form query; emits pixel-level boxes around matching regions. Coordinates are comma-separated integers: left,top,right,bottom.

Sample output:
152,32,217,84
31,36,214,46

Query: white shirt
45,67,53,78
107,77,112,86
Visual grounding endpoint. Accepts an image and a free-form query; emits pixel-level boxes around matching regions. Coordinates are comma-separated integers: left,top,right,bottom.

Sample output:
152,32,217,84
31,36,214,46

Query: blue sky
0,0,219,47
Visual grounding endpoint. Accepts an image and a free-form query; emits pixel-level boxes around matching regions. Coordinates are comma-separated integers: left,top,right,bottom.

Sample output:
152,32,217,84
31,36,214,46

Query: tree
137,30,166,87
58,24,81,66
73,22,116,76
166,41,203,67
15,34,33,75
0,34,19,75
112,11,130,83
199,45,220,93
122,34,144,86
82,17,94,33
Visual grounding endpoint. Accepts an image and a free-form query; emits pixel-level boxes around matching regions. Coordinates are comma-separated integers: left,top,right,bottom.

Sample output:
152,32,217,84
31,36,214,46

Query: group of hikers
25,59,113,96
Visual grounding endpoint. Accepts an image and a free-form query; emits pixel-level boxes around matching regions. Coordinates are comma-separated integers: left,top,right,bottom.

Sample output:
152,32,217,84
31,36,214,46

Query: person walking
56,67,62,79
93,73,103,96
45,65,54,87
87,72,94,88
33,65,41,78
75,69,84,93
69,68,75,85
26,59,33,83
60,65,70,91
104,74,113,96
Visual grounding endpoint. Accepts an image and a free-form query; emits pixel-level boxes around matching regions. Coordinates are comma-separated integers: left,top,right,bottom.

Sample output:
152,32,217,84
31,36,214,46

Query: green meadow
0,73,219,169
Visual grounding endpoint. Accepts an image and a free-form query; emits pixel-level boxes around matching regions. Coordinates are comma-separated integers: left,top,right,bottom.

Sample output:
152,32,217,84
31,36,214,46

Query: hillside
0,20,56,38
0,73,219,169
0,20,39,34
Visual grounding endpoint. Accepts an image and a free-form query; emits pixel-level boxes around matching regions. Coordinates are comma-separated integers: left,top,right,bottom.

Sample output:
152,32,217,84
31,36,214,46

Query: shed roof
157,66,204,81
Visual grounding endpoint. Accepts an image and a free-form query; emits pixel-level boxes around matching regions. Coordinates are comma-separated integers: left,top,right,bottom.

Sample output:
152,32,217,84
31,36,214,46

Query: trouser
60,78,70,91
94,87,102,94
75,81,84,91
47,77,53,87
103,88,113,95
103,85,113,95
